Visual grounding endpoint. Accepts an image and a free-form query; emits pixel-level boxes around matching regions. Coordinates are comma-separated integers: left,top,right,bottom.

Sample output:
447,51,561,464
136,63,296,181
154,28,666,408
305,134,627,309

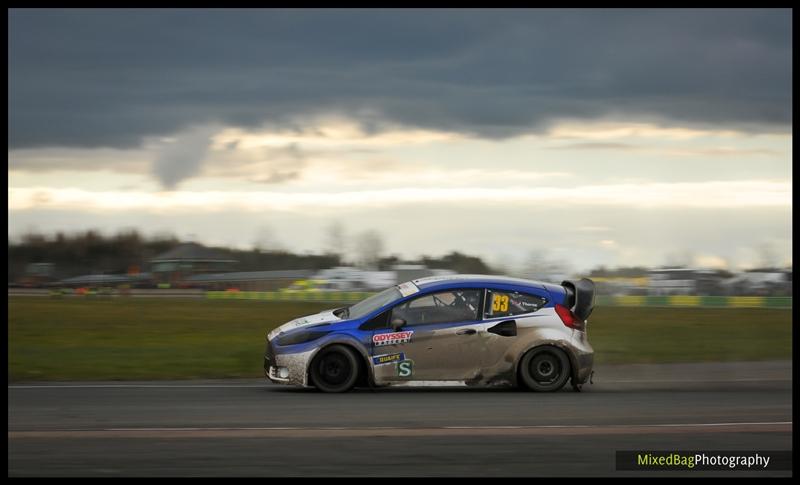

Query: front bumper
266,364,291,383
264,339,314,387
264,339,290,384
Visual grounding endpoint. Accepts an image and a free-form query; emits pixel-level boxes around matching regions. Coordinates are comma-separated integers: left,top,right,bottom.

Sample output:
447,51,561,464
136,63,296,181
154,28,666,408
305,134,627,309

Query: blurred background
8,8,792,477
8,8,792,382
7,228,794,297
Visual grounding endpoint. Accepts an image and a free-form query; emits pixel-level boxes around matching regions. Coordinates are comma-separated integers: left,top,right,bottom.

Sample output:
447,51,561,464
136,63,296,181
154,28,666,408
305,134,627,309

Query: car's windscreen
345,286,403,320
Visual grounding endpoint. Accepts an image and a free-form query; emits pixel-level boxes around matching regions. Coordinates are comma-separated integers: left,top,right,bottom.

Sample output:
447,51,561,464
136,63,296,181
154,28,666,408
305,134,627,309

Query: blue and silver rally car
265,275,595,393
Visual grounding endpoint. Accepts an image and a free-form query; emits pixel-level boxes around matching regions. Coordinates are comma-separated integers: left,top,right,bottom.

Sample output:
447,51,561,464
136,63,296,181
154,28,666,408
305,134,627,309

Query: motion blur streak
9,422,792,439
8,362,792,476
9,180,791,212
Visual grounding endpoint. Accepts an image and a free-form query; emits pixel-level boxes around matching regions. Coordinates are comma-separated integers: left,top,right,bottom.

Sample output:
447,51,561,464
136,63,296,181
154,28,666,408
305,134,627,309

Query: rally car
264,274,595,393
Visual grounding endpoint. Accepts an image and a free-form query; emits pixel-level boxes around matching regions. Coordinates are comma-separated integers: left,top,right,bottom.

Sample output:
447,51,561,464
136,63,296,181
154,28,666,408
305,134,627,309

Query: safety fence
595,295,792,309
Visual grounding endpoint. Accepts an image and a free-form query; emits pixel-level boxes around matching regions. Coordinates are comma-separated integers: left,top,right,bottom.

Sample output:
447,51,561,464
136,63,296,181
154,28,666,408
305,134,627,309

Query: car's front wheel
519,346,571,392
309,345,360,393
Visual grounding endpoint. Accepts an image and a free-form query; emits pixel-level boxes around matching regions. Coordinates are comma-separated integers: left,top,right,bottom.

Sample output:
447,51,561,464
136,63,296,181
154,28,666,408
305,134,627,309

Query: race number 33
492,294,509,312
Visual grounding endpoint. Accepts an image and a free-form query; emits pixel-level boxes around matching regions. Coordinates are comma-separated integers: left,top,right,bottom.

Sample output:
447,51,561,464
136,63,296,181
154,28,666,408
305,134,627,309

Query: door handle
456,328,477,335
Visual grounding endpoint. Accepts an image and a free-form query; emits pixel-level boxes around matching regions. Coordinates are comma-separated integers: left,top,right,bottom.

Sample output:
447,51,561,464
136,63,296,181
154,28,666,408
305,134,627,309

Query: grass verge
8,297,792,381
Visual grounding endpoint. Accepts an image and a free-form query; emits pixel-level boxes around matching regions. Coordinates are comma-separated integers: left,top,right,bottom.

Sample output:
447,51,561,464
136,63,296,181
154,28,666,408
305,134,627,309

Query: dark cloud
152,125,216,188
9,8,792,151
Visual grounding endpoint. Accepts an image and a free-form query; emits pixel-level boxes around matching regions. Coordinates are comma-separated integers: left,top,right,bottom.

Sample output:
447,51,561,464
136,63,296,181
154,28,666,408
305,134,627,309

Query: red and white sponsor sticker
372,331,414,346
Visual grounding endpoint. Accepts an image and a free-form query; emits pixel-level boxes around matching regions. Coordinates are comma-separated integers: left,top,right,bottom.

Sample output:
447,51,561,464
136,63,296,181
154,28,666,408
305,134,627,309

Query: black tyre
519,346,571,392
309,345,360,393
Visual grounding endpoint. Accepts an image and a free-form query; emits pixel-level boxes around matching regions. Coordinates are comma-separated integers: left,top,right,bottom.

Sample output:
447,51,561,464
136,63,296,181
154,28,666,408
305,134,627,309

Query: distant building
312,266,363,290
149,243,238,286
647,268,727,296
310,265,455,291
313,266,397,291
392,265,454,284
591,276,650,296
722,269,792,296
184,270,316,291
57,273,154,288
17,263,57,287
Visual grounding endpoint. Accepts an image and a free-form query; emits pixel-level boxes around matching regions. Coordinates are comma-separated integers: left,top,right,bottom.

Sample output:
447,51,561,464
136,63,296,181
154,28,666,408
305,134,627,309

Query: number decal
492,294,509,312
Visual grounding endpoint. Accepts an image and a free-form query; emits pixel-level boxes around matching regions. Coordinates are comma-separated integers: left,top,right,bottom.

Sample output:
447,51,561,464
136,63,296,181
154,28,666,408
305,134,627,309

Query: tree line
8,230,496,283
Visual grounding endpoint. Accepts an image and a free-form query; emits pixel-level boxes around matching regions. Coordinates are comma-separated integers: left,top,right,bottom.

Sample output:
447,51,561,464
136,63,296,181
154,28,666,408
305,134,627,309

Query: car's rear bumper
572,348,594,384
569,330,594,384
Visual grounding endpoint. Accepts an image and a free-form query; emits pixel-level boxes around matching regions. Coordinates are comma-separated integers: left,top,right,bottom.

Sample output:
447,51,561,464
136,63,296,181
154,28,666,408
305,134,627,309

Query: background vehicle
265,274,595,393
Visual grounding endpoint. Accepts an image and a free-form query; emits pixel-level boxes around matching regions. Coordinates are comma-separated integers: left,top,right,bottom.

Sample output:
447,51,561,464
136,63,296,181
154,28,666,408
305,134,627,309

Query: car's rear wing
561,278,596,322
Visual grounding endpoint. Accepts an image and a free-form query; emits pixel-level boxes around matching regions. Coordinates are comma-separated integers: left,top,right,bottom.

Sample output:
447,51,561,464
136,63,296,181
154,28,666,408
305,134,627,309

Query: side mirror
390,317,406,331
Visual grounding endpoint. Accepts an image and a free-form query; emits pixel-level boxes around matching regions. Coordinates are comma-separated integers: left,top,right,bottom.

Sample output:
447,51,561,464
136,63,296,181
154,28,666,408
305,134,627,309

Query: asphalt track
8,361,792,476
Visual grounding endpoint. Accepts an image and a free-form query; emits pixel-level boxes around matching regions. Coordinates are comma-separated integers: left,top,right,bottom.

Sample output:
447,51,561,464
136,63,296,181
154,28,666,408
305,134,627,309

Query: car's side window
408,295,434,308
484,289,547,318
360,309,390,330
392,289,482,326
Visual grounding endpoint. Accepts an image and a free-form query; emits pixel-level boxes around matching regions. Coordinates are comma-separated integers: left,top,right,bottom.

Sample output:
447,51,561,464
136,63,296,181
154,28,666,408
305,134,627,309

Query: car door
424,287,549,384
371,288,485,383
475,287,551,374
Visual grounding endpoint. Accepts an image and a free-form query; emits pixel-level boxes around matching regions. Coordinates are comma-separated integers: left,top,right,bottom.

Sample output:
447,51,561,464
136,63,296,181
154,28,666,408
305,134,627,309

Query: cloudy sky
8,9,792,272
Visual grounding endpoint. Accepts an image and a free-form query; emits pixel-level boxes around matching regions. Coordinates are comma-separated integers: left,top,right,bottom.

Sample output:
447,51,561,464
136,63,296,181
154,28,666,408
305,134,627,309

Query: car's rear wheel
309,345,360,393
519,346,571,392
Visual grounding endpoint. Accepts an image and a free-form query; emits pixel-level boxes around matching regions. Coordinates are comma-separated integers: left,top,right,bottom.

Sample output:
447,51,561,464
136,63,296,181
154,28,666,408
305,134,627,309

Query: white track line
9,422,792,439
8,384,269,388
600,378,791,383
81,421,797,432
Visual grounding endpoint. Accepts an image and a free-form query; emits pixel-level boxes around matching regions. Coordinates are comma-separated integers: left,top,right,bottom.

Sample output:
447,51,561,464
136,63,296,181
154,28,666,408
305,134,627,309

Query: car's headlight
275,330,329,346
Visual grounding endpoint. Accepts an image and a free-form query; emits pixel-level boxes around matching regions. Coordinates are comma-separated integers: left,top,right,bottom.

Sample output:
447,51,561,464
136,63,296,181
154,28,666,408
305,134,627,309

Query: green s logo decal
397,360,414,378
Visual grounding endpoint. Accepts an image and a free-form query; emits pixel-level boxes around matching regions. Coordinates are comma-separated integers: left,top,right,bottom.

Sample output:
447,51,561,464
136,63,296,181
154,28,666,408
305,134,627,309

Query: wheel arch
515,341,580,387
306,337,375,388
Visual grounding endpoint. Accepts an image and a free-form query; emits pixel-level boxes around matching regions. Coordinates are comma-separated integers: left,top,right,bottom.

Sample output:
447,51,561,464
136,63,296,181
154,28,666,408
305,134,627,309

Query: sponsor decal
397,360,414,378
396,281,420,297
518,299,541,309
372,330,414,346
372,353,405,366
